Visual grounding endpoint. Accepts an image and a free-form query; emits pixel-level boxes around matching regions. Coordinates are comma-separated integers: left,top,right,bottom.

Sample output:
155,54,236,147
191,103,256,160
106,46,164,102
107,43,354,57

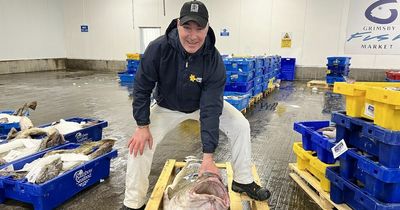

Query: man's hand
127,126,153,157
199,153,221,177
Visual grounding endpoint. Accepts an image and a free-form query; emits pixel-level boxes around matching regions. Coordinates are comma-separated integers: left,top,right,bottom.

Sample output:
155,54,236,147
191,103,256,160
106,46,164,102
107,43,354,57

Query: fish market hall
1,1,399,210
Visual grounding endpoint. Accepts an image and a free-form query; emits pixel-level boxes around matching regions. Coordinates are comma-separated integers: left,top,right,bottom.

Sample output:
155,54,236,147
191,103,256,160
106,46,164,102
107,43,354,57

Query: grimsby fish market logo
347,0,400,50
365,0,398,24
75,132,89,142
74,169,93,187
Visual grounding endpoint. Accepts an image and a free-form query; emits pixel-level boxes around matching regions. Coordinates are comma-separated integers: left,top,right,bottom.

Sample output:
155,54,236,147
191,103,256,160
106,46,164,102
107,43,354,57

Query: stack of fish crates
118,53,141,83
325,82,400,210
0,112,115,208
223,57,255,111
326,57,351,85
267,55,281,88
254,56,266,96
292,120,340,192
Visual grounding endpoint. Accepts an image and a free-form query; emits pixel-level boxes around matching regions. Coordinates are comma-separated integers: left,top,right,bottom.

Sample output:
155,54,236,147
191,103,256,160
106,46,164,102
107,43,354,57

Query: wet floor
0,70,344,210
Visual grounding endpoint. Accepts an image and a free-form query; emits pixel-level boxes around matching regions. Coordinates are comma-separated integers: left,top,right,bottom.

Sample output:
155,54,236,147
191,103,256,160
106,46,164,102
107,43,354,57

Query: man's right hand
127,126,153,157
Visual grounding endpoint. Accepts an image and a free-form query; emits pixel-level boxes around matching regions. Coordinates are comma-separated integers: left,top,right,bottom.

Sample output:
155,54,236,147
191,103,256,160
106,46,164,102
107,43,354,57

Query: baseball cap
179,1,209,28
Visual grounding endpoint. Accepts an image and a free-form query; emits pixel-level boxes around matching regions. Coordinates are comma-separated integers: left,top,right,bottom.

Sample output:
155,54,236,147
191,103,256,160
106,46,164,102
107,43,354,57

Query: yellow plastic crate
366,86,400,130
268,77,275,89
292,142,339,192
334,82,400,130
333,82,370,118
126,53,140,60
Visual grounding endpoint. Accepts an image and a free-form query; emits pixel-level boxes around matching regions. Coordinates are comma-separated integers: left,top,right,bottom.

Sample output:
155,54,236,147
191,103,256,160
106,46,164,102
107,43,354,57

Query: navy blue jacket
133,19,226,153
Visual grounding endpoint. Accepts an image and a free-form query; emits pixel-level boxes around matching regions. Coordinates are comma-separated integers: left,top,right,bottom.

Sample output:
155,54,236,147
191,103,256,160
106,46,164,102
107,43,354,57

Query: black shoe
232,181,271,201
120,205,145,210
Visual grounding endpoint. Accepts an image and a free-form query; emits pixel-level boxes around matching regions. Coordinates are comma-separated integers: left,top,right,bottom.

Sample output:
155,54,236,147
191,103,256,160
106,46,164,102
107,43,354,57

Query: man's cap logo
190,4,199,12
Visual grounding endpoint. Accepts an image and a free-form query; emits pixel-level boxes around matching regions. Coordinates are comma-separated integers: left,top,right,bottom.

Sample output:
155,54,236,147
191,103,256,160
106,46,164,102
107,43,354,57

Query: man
123,1,271,209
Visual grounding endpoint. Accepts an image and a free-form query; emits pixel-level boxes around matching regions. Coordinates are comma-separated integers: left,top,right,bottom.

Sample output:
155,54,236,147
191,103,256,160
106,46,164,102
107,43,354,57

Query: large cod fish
163,161,230,210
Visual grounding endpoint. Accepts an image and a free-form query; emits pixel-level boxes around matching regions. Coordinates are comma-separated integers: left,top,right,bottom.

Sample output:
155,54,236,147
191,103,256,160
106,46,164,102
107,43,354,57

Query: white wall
2,0,399,69
0,0,66,60
63,0,135,60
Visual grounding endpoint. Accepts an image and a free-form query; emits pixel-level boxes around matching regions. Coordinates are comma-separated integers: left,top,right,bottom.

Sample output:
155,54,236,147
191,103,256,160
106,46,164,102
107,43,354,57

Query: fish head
188,173,230,209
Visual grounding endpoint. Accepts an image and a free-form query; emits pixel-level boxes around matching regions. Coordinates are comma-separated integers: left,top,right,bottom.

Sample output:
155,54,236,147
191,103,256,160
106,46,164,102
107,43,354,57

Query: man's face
177,20,209,54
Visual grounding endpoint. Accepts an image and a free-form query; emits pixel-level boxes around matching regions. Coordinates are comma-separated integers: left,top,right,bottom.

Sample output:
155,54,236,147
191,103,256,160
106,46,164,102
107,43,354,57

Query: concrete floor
0,70,344,210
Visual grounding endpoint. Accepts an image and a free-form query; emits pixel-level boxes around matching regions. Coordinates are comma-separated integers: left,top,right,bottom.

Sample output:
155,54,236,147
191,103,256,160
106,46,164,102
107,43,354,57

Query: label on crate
74,168,93,187
75,132,89,143
331,139,348,159
364,103,375,118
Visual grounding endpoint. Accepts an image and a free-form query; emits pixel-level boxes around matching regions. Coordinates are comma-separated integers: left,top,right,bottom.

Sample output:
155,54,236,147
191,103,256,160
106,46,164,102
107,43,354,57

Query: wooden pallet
307,80,331,89
146,160,270,210
249,97,256,107
254,93,263,103
288,163,351,210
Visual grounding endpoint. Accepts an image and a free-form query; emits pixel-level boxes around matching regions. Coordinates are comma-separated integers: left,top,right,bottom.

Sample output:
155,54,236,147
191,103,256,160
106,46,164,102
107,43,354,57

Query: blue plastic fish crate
263,67,270,75
326,75,346,84
338,149,400,203
280,70,295,81
281,58,296,71
262,82,268,91
225,81,254,93
39,117,108,143
294,121,337,163
226,71,254,83
255,57,265,69
327,57,351,66
255,67,264,77
118,72,135,83
224,88,253,98
326,166,400,210
293,121,330,151
332,111,400,168
127,60,140,67
310,129,337,164
252,84,263,96
0,110,23,135
253,76,263,86
0,143,118,210
327,64,350,72
223,58,255,72
264,72,271,81
224,94,250,111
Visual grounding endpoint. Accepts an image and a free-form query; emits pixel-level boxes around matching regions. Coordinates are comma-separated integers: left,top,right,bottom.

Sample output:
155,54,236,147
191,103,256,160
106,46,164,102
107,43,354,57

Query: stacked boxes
118,53,141,83
223,58,255,111
223,55,282,111
326,57,351,85
325,82,400,210
292,121,339,191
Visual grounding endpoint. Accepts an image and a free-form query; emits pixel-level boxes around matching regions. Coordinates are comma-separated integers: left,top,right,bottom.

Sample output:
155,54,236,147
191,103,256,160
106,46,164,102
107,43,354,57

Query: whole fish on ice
44,119,100,135
0,139,115,184
0,127,64,165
